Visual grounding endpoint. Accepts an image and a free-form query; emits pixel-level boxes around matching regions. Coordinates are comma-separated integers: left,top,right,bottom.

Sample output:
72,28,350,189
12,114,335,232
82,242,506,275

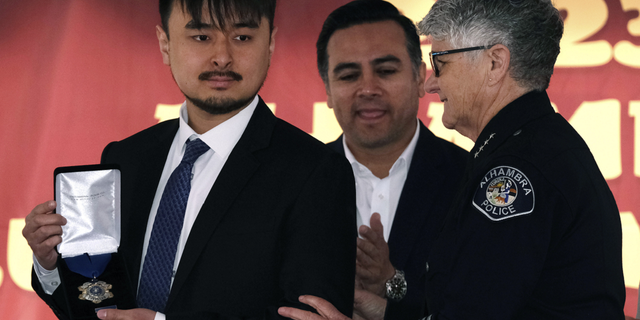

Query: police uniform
424,91,625,319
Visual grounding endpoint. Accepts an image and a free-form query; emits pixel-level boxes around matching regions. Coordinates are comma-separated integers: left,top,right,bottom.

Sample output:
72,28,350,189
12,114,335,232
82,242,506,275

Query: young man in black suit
23,1,357,319
316,1,466,319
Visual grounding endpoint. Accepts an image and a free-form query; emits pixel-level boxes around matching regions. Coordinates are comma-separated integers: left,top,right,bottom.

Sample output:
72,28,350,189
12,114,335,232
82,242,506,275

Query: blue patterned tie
137,138,210,312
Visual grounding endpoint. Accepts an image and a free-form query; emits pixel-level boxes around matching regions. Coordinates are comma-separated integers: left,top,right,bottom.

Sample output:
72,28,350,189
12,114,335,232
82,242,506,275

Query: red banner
1,0,639,318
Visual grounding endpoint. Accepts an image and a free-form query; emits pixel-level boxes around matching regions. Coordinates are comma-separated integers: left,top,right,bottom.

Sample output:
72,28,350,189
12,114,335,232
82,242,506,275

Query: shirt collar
343,118,421,177
176,95,259,158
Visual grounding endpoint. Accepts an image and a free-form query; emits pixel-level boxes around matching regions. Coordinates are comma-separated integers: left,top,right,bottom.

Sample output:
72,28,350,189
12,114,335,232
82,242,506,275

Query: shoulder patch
472,166,535,221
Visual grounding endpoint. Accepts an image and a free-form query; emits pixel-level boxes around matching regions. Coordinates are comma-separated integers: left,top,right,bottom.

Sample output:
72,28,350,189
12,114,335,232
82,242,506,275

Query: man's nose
424,71,439,94
210,38,232,69
357,72,382,98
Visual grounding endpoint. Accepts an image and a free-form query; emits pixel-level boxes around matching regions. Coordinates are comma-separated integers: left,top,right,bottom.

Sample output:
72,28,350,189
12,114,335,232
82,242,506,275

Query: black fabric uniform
425,91,625,319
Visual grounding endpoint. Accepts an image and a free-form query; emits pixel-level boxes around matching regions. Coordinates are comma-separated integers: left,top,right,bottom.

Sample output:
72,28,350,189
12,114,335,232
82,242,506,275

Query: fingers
356,217,387,268
368,213,384,238
299,295,338,317
356,238,378,266
23,201,66,232
356,245,381,282
97,309,118,320
278,296,349,320
354,289,380,305
355,277,364,290
24,201,57,228
22,200,66,270
278,306,320,320
355,214,395,296
355,213,395,295
34,200,57,214
353,290,386,320
356,224,388,274
97,308,156,320
358,214,385,246
277,296,351,320
355,240,383,282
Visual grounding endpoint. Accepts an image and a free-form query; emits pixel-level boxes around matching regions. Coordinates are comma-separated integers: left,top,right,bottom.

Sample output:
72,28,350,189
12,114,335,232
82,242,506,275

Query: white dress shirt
34,96,259,320
343,119,420,241
141,96,256,289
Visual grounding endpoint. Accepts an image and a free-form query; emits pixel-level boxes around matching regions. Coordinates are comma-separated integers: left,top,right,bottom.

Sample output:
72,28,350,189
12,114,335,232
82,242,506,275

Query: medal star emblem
78,280,114,304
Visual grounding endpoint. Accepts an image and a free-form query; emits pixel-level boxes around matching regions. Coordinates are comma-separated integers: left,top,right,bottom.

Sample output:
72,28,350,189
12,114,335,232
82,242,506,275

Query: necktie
137,138,210,312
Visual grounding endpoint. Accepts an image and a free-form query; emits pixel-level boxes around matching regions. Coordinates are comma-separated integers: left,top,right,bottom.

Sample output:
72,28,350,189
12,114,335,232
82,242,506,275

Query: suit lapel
387,122,446,270
166,98,275,308
327,135,345,155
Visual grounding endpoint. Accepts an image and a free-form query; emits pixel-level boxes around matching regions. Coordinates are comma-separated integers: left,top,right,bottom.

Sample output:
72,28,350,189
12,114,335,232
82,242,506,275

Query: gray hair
418,0,563,91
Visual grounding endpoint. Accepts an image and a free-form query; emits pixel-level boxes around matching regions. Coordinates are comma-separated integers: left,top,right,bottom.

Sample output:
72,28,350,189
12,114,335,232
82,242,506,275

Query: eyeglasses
429,45,493,77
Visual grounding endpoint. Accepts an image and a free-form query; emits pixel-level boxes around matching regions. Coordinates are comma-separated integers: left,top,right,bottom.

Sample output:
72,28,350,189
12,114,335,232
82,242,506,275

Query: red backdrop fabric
1,0,639,318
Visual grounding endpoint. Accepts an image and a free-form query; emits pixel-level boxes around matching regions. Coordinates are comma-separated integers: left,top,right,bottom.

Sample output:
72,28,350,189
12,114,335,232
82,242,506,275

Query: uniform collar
470,90,555,162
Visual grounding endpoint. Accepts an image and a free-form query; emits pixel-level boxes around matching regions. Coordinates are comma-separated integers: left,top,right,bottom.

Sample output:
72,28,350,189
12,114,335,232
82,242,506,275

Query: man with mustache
23,0,356,319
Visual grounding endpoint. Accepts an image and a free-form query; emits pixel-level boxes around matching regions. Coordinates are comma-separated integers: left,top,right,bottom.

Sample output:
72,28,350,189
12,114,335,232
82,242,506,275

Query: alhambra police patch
473,166,535,221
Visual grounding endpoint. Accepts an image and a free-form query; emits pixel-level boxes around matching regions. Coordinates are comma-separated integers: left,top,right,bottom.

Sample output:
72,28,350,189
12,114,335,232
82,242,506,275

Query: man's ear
269,27,278,59
417,61,427,98
156,25,171,66
326,86,334,109
486,44,510,86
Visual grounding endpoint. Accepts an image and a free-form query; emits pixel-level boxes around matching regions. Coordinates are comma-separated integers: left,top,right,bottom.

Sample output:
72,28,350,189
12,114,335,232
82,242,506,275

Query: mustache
198,71,243,81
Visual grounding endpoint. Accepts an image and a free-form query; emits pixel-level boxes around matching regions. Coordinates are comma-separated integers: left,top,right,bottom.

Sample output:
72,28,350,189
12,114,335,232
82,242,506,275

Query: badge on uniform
473,166,535,221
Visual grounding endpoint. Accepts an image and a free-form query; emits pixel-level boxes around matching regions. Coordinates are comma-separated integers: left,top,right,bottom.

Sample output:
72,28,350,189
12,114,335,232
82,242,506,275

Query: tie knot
182,138,210,165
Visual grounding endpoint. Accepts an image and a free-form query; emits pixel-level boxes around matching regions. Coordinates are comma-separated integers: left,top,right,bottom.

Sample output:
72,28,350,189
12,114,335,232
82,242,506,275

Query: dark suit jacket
34,98,357,320
328,121,466,319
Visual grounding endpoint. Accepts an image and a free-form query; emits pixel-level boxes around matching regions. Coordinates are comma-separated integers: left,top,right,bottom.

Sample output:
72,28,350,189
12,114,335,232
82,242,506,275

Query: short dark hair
316,0,422,84
159,0,276,38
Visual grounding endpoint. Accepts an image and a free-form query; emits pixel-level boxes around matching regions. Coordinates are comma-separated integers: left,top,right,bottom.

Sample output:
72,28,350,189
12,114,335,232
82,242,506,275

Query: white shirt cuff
32,254,61,295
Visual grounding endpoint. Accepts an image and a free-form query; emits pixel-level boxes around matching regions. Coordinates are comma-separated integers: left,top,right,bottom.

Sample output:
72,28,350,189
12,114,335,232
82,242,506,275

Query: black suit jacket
34,98,357,320
328,121,466,319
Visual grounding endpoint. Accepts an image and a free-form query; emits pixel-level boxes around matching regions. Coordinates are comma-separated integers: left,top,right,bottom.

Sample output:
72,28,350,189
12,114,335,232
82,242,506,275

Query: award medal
78,279,114,304
65,253,114,304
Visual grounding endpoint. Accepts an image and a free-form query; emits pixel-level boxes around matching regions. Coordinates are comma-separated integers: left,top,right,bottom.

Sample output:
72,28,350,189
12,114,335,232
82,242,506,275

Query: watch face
386,271,407,301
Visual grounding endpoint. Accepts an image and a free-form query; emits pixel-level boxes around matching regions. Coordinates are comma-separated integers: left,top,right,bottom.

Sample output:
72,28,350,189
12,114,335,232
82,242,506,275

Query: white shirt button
51,281,59,286
425,262,429,272
378,194,384,199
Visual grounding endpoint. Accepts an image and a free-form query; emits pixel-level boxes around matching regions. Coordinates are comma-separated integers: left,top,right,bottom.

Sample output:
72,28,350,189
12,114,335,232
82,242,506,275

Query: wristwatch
385,269,407,301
